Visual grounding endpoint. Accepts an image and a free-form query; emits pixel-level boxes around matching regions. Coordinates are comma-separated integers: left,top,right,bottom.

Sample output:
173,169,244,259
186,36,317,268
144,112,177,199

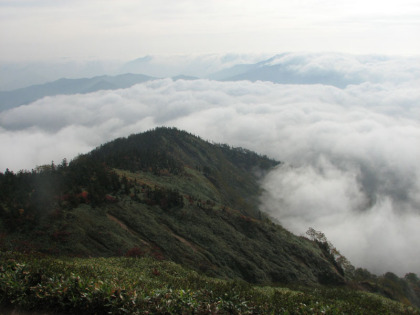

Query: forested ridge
1,127,419,313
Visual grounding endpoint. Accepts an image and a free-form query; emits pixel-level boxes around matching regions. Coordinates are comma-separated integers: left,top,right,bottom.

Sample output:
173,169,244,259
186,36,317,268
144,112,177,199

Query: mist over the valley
1,53,419,276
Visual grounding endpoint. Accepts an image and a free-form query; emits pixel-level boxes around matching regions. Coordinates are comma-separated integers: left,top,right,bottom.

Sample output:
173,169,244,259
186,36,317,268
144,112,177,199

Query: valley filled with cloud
1,53,419,276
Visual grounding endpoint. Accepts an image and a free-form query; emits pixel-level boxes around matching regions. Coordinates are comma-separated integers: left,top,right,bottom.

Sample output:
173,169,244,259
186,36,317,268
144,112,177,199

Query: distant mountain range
0,73,155,111
209,54,364,87
0,53,372,111
0,72,205,111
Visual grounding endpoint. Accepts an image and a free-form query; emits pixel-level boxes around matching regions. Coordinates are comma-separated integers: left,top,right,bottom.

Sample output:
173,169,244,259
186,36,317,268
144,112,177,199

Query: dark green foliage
377,272,420,308
90,128,184,175
351,268,420,308
216,143,280,171
0,156,121,233
89,127,279,217
1,253,418,315
0,127,344,287
143,186,184,210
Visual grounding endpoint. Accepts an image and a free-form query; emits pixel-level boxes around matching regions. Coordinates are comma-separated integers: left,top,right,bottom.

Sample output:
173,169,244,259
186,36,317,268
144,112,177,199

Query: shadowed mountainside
0,127,346,286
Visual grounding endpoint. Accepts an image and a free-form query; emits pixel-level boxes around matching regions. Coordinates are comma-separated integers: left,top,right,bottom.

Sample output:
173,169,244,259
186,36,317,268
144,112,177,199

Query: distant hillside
0,127,348,286
0,53,369,111
0,73,155,111
172,75,199,81
208,54,364,88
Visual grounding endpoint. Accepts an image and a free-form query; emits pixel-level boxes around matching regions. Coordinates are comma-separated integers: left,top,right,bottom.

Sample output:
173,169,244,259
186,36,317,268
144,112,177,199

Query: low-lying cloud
1,55,419,276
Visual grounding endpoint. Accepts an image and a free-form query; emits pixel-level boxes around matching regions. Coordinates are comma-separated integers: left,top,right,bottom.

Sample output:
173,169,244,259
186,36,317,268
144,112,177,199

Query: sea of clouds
1,53,419,276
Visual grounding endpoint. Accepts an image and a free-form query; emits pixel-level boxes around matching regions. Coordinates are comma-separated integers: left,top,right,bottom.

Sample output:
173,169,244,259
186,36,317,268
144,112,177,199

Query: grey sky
1,0,419,62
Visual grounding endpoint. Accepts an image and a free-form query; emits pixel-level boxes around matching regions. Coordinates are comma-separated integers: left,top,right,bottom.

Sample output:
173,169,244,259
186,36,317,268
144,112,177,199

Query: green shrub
1,252,418,314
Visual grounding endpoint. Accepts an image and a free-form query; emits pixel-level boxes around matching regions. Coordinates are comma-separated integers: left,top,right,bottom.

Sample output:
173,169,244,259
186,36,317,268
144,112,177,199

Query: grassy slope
2,162,345,285
1,252,418,315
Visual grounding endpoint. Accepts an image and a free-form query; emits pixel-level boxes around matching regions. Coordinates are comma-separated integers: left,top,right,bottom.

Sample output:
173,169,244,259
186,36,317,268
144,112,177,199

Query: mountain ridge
0,73,155,111
209,53,363,87
0,53,373,111
0,127,346,286
1,127,420,309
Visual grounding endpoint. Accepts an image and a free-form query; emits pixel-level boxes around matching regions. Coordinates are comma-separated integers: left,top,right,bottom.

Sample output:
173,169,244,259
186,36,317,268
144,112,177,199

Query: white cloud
0,54,419,275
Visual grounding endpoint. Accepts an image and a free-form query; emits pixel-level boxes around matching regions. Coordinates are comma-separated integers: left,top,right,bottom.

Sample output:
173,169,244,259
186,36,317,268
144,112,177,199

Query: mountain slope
0,73,155,111
89,128,279,218
0,127,345,286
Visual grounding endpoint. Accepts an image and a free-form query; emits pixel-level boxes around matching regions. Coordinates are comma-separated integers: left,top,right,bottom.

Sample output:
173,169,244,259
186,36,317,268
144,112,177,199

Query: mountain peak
0,127,345,286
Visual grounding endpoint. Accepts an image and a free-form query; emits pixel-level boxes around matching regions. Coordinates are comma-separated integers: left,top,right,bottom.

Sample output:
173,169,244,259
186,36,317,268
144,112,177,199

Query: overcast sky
1,0,419,62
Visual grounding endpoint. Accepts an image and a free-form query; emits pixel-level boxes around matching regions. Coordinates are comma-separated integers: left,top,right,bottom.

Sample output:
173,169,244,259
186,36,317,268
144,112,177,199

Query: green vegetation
3,128,342,285
1,127,419,313
1,252,418,315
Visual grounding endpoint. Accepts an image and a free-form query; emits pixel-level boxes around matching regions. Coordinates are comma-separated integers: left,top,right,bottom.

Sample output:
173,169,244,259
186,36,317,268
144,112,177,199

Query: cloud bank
1,54,419,276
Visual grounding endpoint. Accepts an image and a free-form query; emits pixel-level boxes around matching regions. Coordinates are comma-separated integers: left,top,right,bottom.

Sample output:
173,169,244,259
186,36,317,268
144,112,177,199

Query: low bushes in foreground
0,252,418,314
